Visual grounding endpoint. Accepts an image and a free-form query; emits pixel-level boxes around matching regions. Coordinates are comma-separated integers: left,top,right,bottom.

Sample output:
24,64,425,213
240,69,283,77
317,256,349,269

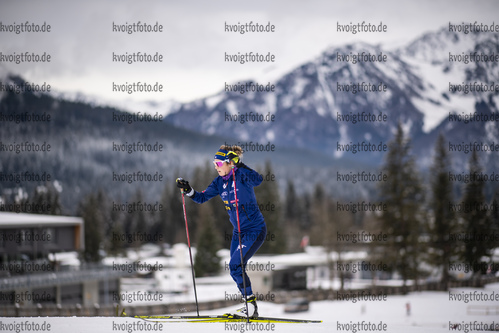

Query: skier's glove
176,178,193,195
227,151,241,166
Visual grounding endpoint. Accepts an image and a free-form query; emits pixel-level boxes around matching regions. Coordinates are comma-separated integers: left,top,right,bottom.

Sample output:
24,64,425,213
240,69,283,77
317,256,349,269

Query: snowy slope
164,25,499,168
2,284,498,333
398,27,499,132
0,66,179,117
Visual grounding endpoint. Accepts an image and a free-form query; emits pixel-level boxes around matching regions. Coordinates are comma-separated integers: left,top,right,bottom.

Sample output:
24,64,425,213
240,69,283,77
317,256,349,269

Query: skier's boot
232,294,258,319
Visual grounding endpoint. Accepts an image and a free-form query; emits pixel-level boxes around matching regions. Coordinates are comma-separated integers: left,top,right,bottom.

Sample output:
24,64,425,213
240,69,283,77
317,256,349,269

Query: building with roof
0,212,127,308
0,212,84,261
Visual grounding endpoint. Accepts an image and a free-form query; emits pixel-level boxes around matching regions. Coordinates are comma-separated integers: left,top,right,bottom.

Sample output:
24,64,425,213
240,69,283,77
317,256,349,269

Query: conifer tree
79,192,103,262
284,179,305,252
429,133,457,288
489,189,499,259
460,150,491,274
309,183,328,246
378,123,425,288
285,180,299,221
310,183,352,289
152,182,172,245
30,182,63,215
194,203,221,277
170,169,186,244
108,215,125,256
133,189,148,239
254,161,285,254
93,190,124,256
122,189,149,249
300,192,312,232
152,179,191,249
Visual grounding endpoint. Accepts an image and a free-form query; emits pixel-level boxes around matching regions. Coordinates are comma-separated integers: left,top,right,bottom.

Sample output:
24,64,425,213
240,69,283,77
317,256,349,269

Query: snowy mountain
398,27,499,173
0,65,179,118
1,25,498,213
0,76,230,213
165,25,499,169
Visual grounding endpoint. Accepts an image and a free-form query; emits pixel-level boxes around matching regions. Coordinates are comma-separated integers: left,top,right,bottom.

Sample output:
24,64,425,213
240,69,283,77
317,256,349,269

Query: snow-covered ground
21,244,495,332
6,245,497,332
2,283,498,333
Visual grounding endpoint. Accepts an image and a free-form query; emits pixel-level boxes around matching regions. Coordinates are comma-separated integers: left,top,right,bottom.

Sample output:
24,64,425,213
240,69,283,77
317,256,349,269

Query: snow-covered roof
217,246,369,270
0,212,83,228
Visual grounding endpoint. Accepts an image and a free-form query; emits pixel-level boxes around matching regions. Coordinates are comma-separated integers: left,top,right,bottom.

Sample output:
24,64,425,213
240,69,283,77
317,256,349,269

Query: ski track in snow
2,284,499,333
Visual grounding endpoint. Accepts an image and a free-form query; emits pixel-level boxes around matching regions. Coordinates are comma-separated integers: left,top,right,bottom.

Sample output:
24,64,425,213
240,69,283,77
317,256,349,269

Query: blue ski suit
187,164,266,296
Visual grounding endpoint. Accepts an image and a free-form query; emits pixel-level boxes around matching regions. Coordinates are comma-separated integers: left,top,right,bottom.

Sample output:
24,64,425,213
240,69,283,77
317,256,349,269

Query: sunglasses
213,160,227,167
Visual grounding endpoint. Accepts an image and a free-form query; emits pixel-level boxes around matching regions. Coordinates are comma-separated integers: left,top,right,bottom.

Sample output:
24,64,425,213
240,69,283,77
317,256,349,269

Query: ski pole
180,188,200,317
232,165,250,323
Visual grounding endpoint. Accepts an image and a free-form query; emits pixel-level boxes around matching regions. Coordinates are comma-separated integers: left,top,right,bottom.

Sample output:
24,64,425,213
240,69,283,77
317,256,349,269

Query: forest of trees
1,124,498,285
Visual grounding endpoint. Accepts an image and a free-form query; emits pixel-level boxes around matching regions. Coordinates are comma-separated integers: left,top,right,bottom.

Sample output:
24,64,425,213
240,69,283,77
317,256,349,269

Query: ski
134,313,322,323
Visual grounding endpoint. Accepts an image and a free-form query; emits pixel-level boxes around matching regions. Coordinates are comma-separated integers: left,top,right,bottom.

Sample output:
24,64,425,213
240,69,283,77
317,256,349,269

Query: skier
176,145,267,319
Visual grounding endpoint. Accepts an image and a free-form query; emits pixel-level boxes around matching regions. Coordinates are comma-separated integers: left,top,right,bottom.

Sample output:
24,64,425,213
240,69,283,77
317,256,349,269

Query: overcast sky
1,0,498,107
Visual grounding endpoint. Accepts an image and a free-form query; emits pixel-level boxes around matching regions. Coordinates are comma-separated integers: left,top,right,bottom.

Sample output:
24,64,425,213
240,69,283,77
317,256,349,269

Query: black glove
176,178,192,193
227,151,241,166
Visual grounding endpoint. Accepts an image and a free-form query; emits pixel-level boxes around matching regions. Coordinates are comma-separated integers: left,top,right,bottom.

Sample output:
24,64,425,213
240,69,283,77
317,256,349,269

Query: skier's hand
227,151,240,165
176,178,192,192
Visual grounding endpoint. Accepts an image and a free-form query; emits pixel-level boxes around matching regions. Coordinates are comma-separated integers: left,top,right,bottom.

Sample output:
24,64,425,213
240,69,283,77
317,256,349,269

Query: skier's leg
228,225,267,317
228,231,242,289
229,225,266,295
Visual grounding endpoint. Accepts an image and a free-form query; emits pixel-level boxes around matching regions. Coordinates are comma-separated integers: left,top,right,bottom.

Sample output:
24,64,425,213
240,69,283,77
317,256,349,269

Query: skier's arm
226,151,263,187
238,163,263,187
188,178,220,204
